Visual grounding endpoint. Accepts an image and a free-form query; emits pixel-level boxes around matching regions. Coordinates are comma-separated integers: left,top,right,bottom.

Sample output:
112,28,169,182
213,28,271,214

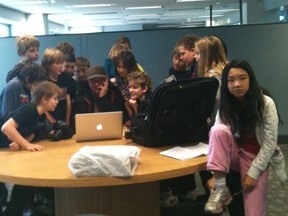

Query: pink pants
207,124,268,216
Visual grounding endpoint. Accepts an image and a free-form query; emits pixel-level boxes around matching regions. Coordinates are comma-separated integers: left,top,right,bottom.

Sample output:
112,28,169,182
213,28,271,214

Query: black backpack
131,77,219,147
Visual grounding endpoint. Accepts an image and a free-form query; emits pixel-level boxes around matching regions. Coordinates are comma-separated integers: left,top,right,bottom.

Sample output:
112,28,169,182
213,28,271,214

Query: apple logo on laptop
96,124,103,131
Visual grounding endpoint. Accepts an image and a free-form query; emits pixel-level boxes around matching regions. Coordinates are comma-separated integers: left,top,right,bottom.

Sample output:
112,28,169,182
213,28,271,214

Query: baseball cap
85,65,107,80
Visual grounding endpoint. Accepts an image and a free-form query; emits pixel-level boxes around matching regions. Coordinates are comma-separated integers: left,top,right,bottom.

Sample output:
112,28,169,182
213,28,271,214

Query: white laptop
75,111,123,142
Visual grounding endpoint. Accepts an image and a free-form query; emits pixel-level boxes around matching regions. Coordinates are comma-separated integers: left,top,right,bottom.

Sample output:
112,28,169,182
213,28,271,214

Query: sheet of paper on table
159,142,208,160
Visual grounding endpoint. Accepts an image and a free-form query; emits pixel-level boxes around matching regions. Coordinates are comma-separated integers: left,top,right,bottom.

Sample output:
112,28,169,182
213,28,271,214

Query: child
0,81,61,215
104,43,127,78
194,36,228,79
114,51,143,118
55,41,75,55
126,71,152,144
56,42,77,100
194,38,245,216
115,35,131,50
1,81,62,151
204,60,281,216
126,71,152,115
194,35,228,126
0,62,47,118
74,57,91,95
56,42,76,77
0,63,47,215
41,48,72,125
6,35,40,83
176,34,200,78
74,57,90,81
168,46,190,80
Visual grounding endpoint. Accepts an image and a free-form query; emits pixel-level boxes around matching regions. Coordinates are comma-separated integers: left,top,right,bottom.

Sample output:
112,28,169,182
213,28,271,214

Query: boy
0,63,47,118
126,71,152,115
0,63,47,214
41,48,72,126
1,81,62,216
1,81,62,151
61,52,77,100
74,57,90,81
56,43,77,100
176,34,200,78
6,35,40,83
74,57,91,95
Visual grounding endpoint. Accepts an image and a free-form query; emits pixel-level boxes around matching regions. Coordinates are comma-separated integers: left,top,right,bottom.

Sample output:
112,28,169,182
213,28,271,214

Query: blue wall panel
0,23,287,135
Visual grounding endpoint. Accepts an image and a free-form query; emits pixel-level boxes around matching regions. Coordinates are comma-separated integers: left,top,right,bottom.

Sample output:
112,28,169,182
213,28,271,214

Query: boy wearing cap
71,65,129,131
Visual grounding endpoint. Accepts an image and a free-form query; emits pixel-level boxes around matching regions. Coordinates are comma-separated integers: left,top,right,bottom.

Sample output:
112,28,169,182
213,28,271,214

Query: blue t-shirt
103,58,117,78
0,77,30,118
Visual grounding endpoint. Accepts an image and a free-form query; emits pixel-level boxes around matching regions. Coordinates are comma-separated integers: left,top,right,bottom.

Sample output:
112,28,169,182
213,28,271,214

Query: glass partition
0,0,287,36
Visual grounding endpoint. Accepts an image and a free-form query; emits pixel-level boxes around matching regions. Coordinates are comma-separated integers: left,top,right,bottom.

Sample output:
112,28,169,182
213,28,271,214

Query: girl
104,43,127,78
205,60,279,216
168,46,190,80
194,35,228,126
114,51,142,118
194,36,228,79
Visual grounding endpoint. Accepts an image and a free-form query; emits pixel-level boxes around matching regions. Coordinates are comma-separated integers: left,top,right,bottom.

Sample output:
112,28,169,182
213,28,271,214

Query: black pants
226,170,245,216
3,185,34,216
0,183,8,216
160,174,196,196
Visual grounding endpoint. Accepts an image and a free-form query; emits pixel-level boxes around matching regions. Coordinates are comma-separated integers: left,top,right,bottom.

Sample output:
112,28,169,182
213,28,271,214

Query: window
0,23,10,37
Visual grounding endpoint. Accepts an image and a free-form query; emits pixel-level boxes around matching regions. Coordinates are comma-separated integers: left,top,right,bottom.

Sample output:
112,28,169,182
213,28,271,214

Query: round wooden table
0,137,207,216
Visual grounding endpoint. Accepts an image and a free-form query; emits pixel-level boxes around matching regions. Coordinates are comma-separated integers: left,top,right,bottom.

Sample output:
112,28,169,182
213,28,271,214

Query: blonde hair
195,36,228,78
41,48,64,71
16,35,39,56
108,43,127,60
115,36,131,50
31,81,62,105
127,71,152,92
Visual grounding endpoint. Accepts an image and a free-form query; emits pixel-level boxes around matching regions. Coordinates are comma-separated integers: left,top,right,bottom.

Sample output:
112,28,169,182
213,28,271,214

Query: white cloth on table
68,145,141,177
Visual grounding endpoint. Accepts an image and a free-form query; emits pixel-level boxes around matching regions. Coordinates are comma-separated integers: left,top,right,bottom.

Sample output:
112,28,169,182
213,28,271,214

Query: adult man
71,65,129,131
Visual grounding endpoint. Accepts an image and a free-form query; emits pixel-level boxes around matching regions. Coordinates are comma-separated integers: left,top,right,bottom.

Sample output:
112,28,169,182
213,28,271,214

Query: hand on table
10,142,44,152
9,142,21,151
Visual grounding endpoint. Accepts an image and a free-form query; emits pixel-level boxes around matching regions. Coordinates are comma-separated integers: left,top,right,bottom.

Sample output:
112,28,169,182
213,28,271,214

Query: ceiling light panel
0,0,241,30
65,4,116,8
124,6,163,10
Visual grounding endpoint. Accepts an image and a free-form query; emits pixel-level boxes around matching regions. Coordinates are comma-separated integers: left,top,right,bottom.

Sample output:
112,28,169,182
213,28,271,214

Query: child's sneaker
160,189,178,208
204,187,232,214
270,146,287,183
